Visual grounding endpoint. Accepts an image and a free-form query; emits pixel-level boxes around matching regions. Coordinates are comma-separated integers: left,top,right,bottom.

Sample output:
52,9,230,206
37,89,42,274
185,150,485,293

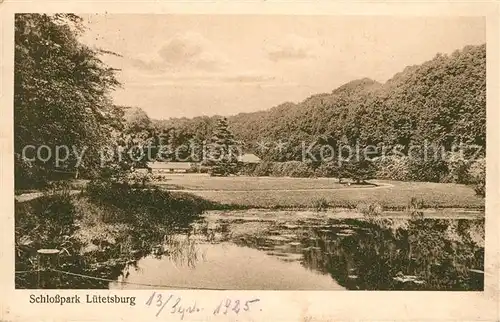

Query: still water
110,211,484,291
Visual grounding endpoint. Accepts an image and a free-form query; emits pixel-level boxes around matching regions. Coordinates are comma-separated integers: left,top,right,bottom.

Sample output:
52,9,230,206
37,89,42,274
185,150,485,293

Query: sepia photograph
12,12,488,295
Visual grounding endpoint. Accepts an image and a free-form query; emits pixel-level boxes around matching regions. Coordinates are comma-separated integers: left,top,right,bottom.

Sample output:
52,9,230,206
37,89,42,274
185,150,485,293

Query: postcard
1,1,499,321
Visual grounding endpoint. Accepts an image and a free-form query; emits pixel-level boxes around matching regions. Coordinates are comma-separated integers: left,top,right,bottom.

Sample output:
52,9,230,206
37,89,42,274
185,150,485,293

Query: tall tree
205,117,240,175
14,14,121,187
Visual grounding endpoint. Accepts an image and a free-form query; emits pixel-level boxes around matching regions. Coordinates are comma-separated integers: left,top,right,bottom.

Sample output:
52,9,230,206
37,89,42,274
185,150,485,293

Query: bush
253,161,273,176
238,163,258,176
406,157,448,182
474,182,485,197
406,197,425,219
311,198,329,211
15,192,81,287
375,154,448,183
315,162,339,178
340,158,377,183
15,154,49,190
443,151,471,184
374,152,480,185
357,202,383,217
199,166,211,173
86,179,209,226
278,161,315,177
468,158,485,197
374,155,411,181
250,161,316,177
125,170,152,187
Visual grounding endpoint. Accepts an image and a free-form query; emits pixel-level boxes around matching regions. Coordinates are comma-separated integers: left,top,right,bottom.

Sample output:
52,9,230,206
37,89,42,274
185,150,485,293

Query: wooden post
37,249,59,289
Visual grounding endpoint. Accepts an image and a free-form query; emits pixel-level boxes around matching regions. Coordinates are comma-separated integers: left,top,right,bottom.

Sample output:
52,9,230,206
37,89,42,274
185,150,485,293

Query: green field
155,175,485,210
155,175,371,191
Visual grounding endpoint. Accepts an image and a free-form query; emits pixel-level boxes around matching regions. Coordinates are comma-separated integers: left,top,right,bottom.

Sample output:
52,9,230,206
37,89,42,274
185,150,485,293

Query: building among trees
146,162,193,173
238,153,261,164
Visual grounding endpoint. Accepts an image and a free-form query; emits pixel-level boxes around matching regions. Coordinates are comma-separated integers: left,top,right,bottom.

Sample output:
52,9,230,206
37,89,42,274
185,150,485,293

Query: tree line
147,44,486,190
156,44,485,163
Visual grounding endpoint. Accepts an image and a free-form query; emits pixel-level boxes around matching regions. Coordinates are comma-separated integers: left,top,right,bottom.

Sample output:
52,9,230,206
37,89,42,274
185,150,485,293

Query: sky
79,14,485,120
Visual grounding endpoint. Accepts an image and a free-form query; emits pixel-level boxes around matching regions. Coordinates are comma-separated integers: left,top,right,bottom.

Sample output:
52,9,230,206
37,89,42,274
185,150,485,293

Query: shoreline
14,189,485,214
203,208,484,220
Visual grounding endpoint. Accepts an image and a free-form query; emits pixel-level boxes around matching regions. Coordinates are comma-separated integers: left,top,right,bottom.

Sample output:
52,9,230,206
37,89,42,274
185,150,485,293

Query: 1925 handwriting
145,292,261,320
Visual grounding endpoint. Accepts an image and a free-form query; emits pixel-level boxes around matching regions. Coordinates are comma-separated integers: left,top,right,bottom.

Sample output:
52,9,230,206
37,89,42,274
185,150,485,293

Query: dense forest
152,44,485,161
144,44,486,189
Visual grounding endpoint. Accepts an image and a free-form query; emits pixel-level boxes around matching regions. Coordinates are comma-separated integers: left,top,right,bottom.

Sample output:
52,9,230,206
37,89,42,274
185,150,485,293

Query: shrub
267,161,315,177
253,161,273,176
374,155,411,181
15,153,50,190
357,202,383,217
314,161,339,178
286,161,315,177
406,197,425,219
443,151,471,184
468,158,485,197
15,192,81,286
238,163,258,176
269,162,286,176
404,144,449,182
340,158,377,183
250,161,328,178
375,152,478,184
311,198,329,211
86,179,208,227
125,170,152,187
407,157,448,182
186,164,199,173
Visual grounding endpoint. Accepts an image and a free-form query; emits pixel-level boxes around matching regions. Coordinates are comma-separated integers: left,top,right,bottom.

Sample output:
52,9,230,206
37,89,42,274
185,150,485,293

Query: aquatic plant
357,202,383,217
311,198,329,211
406,197,425,220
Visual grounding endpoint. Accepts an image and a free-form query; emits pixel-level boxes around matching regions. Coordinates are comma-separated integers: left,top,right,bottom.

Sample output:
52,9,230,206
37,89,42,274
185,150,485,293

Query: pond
110,211,485,291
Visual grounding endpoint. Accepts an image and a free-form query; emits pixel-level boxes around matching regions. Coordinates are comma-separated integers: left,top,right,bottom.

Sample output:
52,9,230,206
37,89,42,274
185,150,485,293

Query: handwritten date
213,298,260,315
146,292,260,319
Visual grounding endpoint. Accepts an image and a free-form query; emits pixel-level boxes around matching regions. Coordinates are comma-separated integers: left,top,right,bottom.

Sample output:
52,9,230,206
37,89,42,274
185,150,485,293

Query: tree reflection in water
299,218,484,290
125,216,483,291
17,192,483,291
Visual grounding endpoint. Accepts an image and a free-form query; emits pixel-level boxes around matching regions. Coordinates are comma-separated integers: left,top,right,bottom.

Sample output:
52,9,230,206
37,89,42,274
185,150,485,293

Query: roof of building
147,162,193,169
238,153,261,163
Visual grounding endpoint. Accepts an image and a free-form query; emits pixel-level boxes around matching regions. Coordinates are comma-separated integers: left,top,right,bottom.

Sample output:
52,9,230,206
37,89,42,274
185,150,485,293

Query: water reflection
17,194,484,290
111,242,343,290
113,215,484,291
296,218,484,290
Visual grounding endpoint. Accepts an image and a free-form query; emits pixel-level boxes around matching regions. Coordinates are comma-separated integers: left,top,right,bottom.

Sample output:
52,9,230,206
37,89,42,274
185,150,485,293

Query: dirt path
15,190,81,202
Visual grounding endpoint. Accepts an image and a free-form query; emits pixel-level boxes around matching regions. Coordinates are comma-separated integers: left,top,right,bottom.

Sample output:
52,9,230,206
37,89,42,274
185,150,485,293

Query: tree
14,14,122,188
339,157,377,184
119,107,156,168
205,117,240,176
188,136,204,163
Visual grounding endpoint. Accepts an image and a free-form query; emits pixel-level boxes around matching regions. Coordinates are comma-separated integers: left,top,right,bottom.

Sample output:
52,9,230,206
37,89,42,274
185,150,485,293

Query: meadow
154,174,371,191
154,174,485,210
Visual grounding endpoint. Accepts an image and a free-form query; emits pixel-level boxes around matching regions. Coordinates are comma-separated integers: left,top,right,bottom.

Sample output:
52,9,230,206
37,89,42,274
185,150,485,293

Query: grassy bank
14,182,213,289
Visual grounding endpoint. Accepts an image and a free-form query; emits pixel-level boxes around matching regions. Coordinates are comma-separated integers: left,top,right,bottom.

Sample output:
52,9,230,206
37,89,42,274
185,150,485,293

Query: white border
1,1,498,321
